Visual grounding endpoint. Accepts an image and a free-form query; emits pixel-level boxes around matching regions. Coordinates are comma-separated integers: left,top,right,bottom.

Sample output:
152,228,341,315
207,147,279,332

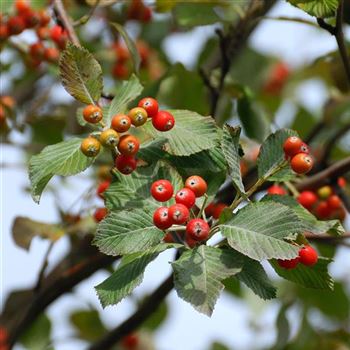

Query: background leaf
172,246,243,316
110,23,141,73
59,43,103,104
220,202,302,261
29,138,95,203
287,0,339,18
12,217,63,250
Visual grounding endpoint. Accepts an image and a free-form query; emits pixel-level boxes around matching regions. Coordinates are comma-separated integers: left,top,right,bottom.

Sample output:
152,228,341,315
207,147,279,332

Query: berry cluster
80,98,175,176
278,245,318,269
151,176,211,247
298,178,346,221
0,1,67,66
283,136,314,174
112,40,162,81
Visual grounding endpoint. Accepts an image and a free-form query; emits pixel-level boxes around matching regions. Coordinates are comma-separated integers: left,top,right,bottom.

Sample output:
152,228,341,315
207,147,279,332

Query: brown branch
34,242,54,292
317,0,350,86
88,273,174,350
53,0,81,46
5,237,116,348
296,156,350,192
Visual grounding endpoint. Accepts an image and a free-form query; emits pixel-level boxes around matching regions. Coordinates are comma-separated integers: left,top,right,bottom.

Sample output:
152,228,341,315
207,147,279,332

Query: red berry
50,25,67,49
267,185,286,196
112,62,129,79
152,111,175,132
117,134,140,156
111,114,131,133
175,188,196,209
297,191,318,210
327,195,342,210
97,180,110,199
15,0,30,14
138,97,159,118
168,203,189,225
204,202,215,217
277,257,299,269
290,153,313,174
38,10,50,26
44,47,60,62
163,232,174,243
115,154,137,175
212,203,227,220
315,201,332,219
283,136,303,158
338,177,346,188
185,175,207,197
29,42,45,60
36,26,50,40
94,207,108,222
23,9,41,28
298,245,318,266
121,333,139,349
151,179,173,202
185,234,198,248
83,105,103,124
141,6,152,22
153,207,172,230
0,24,9,41
186,218,210,241
7,16,26,35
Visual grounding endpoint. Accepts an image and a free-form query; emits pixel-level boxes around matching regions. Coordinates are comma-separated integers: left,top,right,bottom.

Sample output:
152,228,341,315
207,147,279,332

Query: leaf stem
198,193,209,219
284,181,300,197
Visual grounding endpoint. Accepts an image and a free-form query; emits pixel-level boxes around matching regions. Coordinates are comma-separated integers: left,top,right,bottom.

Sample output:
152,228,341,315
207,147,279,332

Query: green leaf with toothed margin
59,43,103,104
220,202,302,261
143,110,219,156
172,246,243,316
29,138,96,203
93,209,165,256
287,0,339,18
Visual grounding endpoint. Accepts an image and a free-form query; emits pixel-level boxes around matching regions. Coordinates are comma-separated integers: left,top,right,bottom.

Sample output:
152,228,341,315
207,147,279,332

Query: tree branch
296,156,350,192
88,274,174,350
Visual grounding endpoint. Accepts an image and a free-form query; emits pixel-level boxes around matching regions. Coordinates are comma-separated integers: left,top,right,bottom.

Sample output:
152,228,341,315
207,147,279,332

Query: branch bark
88,273,174,350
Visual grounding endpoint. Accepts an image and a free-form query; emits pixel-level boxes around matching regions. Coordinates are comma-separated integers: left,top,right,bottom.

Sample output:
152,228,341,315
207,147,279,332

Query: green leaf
257,128,297,181
221,125,245,195
220,202,302,261
31,116,65,144
105,161,182,211
143,110,219,156
138,138,168,164
12,217,64,250
110,23,141,73
263,195,345,236
70,310,107,342
209,341,231,350
106,75,143,125
20,314,52,350
29,138,95,203
271,257,334,290
236,256,277,300
236,88,270,142
275,303,291,350
59,43,103,104
288,0,339,18
173,2,221,27
93,209,165,256
172,246,243,316
95,246,167,308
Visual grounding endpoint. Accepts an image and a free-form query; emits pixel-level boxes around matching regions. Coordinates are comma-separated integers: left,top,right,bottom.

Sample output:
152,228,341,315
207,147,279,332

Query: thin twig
34,242,55,292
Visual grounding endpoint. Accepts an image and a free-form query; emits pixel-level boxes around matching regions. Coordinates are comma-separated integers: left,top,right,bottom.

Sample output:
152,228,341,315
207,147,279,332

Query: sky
1,2,350,350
